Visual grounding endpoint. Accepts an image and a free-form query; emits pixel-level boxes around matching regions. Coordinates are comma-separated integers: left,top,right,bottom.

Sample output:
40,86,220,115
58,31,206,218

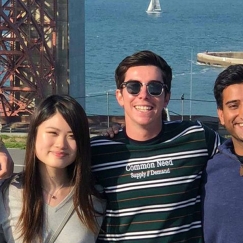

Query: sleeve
0,191,6,243
0,229,6,243
203,123,225,158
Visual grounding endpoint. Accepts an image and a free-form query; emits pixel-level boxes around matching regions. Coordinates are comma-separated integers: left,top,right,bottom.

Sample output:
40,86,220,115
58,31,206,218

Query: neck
125,121,162,141
232,138,243,156
41,177,69,191
38,163,70,189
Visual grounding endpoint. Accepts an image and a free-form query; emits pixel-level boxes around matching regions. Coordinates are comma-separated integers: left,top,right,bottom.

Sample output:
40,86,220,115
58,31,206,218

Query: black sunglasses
120,80,167,97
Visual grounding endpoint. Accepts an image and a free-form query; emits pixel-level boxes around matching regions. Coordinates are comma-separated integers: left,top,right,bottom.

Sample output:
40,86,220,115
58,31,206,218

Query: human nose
138,83,149,98
55,136,67,148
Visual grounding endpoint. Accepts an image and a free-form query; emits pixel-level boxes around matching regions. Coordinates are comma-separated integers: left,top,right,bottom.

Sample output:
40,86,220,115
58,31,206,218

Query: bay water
85,0,243,117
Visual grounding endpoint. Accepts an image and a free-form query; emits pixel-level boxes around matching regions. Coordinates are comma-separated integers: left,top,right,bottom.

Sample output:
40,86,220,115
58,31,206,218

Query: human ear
164,92,171,108
217,108,225,126
116,89,124,107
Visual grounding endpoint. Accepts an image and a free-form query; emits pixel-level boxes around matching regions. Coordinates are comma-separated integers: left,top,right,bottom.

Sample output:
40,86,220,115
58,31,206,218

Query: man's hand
101,123,124,138
0,145,14,180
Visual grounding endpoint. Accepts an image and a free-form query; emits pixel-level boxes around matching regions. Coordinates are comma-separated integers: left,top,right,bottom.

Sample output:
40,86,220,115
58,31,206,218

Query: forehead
125,65,163,82
39,112,66,127
222,83,243,103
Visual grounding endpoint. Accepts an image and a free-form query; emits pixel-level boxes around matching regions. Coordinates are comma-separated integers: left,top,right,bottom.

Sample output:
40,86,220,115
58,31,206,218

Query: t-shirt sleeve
0,189,6,243
0,229,6,243
203,123,225,158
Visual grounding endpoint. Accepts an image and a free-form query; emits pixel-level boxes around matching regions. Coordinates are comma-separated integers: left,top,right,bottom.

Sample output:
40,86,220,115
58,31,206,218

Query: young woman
0,95,105,243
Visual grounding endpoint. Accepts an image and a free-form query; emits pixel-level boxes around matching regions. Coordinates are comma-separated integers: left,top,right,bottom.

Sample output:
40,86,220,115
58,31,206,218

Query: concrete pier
197,51,243,67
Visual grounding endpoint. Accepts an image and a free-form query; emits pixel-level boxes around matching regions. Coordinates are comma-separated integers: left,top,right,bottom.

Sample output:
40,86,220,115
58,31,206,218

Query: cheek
35,143,43,161
69,141,77,156
36,131,46,144
35,134,52,152
70,143,77,154
220,112,236,126
116,90,135,108
35,142,47,157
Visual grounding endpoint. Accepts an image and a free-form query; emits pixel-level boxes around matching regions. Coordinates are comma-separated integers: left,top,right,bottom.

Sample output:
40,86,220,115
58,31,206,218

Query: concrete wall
197,51,243,67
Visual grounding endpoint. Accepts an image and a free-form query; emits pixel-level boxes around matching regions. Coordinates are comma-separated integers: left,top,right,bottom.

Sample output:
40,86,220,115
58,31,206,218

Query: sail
147,0,154,12
154,0,161,11
146,0,161,13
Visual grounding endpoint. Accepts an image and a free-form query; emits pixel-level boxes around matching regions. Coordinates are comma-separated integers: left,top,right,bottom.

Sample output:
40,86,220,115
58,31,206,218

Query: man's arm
0,138,14,181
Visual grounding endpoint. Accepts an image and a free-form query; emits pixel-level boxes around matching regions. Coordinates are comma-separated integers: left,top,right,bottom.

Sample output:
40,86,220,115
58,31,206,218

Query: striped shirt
91,120,221,243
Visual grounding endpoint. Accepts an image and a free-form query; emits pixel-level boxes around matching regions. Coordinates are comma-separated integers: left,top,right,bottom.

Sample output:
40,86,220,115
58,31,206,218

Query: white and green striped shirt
91,120,222,243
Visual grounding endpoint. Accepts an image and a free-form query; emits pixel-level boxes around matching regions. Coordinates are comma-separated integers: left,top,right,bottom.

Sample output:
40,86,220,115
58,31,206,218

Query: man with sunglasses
91,50,222,243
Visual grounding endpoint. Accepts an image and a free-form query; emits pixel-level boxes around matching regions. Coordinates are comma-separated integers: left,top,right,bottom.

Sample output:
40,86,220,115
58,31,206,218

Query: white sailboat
146,0,161,14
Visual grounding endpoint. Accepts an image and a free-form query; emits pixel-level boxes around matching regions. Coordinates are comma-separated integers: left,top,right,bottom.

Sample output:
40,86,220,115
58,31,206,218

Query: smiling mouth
135,105,153,111
53,152,67,158
234,122,243,127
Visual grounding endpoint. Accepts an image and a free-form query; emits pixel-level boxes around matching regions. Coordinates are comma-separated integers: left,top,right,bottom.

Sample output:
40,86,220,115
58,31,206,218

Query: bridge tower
0,0,85,122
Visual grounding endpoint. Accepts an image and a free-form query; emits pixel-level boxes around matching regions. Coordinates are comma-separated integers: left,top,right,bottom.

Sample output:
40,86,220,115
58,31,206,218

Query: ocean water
85,0,243,117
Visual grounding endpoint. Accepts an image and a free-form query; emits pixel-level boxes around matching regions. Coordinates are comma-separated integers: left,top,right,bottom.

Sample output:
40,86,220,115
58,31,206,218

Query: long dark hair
18,95,100,242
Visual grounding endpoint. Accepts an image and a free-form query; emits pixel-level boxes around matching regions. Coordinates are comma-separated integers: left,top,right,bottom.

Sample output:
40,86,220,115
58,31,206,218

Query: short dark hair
115,50,172,94
214,64,243,109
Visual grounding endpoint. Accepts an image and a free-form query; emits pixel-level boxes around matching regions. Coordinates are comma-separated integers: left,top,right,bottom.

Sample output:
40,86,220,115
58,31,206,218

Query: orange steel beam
0,0,57,117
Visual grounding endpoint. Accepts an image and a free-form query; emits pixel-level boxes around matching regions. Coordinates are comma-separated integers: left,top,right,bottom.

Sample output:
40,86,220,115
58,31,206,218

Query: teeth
239,124,243,127
135,106,152,111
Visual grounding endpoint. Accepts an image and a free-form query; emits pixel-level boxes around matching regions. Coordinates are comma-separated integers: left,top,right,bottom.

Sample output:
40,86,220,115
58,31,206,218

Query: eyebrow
225,100,238,105
45,127,73,133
